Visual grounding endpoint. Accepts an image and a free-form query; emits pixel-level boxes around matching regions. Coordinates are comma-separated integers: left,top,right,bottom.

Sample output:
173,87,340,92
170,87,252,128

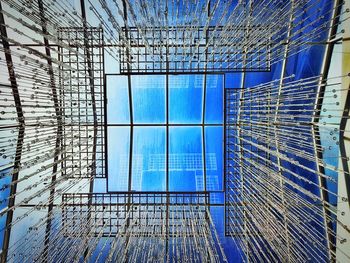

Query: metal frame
311,0,343,258
223,73,339,262
58,26,106,179
119,25,271,74
62,191,210,237
0,2,25,262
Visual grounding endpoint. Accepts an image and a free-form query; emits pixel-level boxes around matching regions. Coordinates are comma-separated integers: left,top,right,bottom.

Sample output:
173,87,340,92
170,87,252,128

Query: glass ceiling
106,74,224,202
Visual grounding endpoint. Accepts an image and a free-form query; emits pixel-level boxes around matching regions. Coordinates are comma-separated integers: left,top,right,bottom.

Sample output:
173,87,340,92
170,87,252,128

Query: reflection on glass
107,75,130,124
132,75,165,123
205,75,223,123
205,126,223,191
169,126,203,191
132,127,166,191
107,127,130,191
0,168,11,247
106,74,224,194
169,75,203,124
210,193,224,204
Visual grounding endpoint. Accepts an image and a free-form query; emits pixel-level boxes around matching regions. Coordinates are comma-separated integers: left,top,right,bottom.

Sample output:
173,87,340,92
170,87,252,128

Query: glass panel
169,126,203,191
245,62,282,87
225,73,242,88
205,126,223,191
205,75,224,124
104,51,119,74
169,75,203,124
107,75,130,124
132,75,165,123
209,206,242,262
132,127,166,191
107,127,130,191
93,179,106,193
0,168,11,248
210,193,224,204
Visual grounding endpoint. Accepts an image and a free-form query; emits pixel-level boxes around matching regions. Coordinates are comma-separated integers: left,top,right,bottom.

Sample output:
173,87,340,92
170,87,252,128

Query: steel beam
202,1,211,193
336,1,350,261
121,0,134,193
311,0,343,259
0,2,25,262
36,0,63,260
79,0,99,258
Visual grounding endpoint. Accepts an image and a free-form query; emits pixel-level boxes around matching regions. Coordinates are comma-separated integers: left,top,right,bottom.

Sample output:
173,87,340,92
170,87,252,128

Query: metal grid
224,88,271,237
62,192,209,237
58,27,105,178
223,79,333,262
120,26,271,74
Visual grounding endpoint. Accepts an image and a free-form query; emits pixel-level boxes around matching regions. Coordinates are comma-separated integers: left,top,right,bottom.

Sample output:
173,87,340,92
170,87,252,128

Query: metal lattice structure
42,192,227,262
58,27,106,178
120,26,271,74
224,75,348,262
62,192,209,236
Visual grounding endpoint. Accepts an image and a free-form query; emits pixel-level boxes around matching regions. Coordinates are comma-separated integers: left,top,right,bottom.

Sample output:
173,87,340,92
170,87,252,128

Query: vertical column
122,0,134,193
122,2,132,261
202,1,211,193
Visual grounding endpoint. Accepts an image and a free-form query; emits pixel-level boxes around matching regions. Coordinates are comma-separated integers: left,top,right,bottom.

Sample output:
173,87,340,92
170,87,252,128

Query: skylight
106,74,224,202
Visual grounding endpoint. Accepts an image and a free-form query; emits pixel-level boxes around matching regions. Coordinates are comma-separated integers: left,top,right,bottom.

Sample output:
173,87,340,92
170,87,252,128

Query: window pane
107,127,130,191
132,127,166,191
205,75,224,124
0,168,11,247
210,193,224,204
169,75,203,124
205,126,223,191
225,73,242,88
169,126,203,191
107,75,130,124
132,75,165,123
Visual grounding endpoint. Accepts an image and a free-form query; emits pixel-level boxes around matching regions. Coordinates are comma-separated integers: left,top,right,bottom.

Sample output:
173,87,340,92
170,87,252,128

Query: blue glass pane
210,206,242,262
93,179,106,193
169,75,203,124
210,193,224,204
205,75,223,124
169,127,203,191
132,127,166,191
107,75,130,124
132,75,165,123
245,62,282,87
104,51,119,74
205,126,223,191
107,127,130,191
225,73,242,88
285,47,324,79
0,168,11,248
